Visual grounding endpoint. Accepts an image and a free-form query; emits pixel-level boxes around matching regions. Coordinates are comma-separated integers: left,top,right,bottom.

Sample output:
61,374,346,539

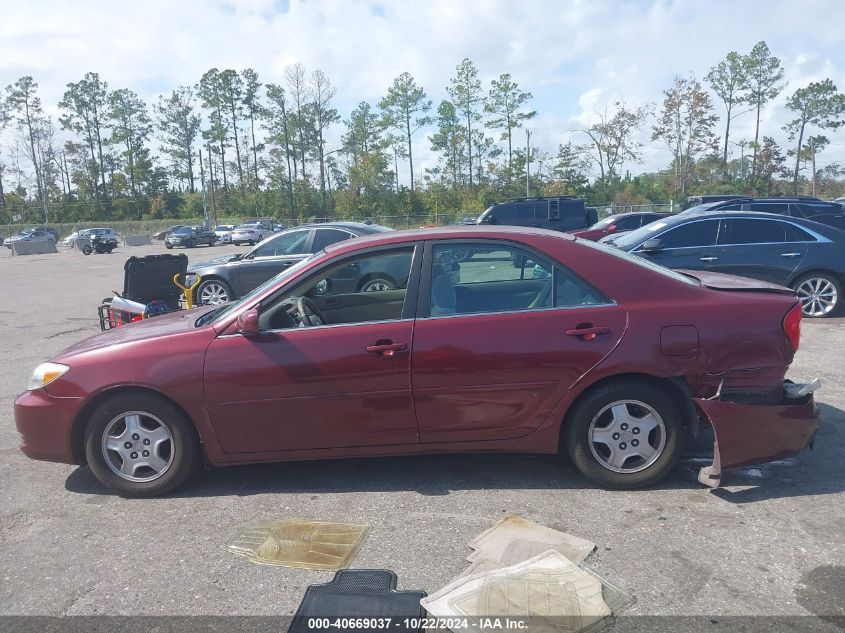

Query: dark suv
683,197,845,230
476,197,598,232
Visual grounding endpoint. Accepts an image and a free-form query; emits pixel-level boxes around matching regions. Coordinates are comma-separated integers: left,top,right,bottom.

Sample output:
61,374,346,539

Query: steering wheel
295,296,326,326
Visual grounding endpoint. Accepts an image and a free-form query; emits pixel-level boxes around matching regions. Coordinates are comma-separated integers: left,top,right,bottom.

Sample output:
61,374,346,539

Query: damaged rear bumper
695,382,821,488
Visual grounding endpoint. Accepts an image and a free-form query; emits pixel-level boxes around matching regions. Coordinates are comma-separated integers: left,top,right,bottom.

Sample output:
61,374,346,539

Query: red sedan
15,226,819,497
571,212,670,241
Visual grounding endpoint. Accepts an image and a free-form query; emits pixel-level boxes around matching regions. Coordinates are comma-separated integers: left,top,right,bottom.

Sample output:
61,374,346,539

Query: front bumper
14,389,82,464
696,384,821,488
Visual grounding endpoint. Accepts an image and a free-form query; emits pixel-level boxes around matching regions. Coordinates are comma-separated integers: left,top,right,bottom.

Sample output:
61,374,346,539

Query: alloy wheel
199,282,230,305
362,280,392,292
588,400,666,473
796,277,838,317
101,411,174,482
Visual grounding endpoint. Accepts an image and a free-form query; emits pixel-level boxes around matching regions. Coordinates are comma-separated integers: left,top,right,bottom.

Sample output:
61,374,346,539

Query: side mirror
237,308,260,336
641,238,664,253
314,278,331,295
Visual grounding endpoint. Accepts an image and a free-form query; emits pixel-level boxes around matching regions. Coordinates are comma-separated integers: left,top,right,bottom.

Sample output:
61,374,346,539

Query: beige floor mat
225,520,369,570
422,550,611,633
466,515,596,569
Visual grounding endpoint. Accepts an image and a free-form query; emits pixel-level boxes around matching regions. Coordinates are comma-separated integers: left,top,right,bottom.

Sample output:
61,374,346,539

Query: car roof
645,209,845,238
322,224,576,254
297,221,389,232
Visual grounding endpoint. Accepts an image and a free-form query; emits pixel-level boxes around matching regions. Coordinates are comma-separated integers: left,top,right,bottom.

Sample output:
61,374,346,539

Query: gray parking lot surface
0,242,843,620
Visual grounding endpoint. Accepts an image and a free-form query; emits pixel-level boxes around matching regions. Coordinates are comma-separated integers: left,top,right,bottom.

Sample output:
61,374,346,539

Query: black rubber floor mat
288,569,426,633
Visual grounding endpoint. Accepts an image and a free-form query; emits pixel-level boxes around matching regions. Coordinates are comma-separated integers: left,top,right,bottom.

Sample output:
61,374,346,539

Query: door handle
566,326,610,341
780,252,801,258
366,341,408,357
700,256,718,262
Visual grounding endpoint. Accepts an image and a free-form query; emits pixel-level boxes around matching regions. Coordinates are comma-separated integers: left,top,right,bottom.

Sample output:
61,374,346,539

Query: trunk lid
678,269,796,295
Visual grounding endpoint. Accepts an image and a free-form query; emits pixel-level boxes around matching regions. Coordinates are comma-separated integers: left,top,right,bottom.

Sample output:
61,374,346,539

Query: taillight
783,302,802,353
608,224,617,233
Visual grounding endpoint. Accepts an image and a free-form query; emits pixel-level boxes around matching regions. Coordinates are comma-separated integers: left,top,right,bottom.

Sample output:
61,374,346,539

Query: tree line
0,40,844,227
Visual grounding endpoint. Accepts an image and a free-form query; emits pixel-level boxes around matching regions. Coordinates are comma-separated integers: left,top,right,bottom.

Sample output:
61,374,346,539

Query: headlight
27,362,70,391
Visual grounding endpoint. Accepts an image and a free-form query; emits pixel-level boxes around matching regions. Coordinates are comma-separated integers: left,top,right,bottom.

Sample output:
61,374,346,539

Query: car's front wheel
84,392,200,497
196,278,233,305
793,272,841,318
360,277,396,292
564,381,682,489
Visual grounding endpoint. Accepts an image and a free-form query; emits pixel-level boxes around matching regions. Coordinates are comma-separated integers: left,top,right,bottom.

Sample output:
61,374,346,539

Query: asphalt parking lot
1,241,843,623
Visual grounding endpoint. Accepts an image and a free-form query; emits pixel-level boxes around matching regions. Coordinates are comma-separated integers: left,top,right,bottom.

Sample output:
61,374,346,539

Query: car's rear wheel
196,278,233,305
793,272,841,318
564,381,682,489
84,392,200,497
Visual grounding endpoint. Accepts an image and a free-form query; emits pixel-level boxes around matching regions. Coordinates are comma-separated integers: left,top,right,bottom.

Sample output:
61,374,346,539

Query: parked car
230,223,272,246
682,197,845,230
682,194,747,210
273,223,287,233
63,227,119,247
4,227,57,248
476,196,599,232
188,222,392,305
153,225,185,241
571,212,670,241
214,224,236,244
15,225,820,497
165,226,216,249
609,210,845,317
231,219,276,245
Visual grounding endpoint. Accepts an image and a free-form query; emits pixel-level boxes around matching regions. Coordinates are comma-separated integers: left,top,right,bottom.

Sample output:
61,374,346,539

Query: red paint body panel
12,225,820,486
695,395,820,487
203,320,418,452
411,306,627,442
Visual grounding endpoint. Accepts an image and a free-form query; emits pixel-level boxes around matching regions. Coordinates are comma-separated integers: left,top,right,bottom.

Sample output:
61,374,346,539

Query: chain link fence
2,202,678,241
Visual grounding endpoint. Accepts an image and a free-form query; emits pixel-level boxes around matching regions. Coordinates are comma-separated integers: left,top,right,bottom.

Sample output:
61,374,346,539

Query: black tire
84,392,201,497
165,244,173,249
248,240,255,246
791,272,842,318
81,244,92,255
196,278,233,305
359,277,396,292
564,380,683,489
233,241,240,246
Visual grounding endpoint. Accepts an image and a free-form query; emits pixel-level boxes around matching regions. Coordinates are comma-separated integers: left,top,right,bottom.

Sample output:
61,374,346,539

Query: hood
188,254,241,271
55,306,216,359
677,269,795,294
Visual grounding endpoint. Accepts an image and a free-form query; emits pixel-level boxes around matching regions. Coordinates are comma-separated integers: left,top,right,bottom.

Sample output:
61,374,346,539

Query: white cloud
1,0,844,185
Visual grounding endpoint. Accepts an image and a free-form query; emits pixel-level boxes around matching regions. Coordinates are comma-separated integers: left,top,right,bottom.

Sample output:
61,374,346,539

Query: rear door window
312,229,353,251
719,219,786,245
747,202,788,215
657,220,720,249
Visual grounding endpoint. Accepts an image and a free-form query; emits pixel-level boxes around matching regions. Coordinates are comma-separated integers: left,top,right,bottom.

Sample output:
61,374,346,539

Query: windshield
588,216,617,229
609,220,674,249
197,254,318,327
215,225,232,231
235,224,255,230
680,201,724,214
579,239,699,286
174,227,192,234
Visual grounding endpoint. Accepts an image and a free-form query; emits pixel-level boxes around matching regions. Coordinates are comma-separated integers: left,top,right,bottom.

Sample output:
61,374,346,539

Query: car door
636,218,723,271
204,244,422,454
714,218,807,285
411,240,627,443
235,229,313,295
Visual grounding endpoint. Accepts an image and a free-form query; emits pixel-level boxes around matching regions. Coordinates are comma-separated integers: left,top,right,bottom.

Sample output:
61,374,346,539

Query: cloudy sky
2,0,844,184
